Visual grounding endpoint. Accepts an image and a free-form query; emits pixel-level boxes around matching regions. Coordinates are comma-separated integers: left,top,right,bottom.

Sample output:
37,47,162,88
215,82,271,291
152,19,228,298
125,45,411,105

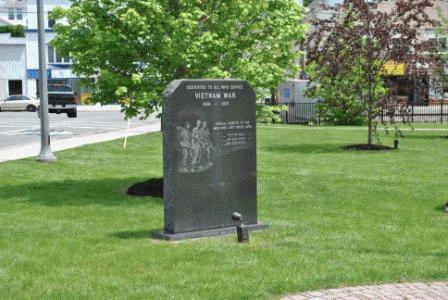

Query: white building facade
0,0,27,27
0,32,26,99
0,0,83,99
0,0,27,99
26,0,79,99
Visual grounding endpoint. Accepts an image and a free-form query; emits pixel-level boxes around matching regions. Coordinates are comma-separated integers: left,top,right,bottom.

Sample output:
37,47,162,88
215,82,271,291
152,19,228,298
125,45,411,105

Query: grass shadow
0,177,163,207
261,143,343,154
404,134,447,140
111,229,155,240
434,203,447,213
341,144,394,151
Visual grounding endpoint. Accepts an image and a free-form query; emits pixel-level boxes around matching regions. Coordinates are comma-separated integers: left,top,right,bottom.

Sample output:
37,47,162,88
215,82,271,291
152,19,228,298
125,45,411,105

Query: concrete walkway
0,121,160,163
282,282,448,300
77,104,121,112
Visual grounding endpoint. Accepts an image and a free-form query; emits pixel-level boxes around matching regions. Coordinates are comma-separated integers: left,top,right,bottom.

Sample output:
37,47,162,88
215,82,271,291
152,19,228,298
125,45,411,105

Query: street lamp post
36,0,56,162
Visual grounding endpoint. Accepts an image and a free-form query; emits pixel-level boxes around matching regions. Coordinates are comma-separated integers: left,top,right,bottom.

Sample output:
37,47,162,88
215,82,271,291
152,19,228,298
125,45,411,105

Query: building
26,0,86,100
0,0,90,100
0,0,27,27
0,0,27,99
0,32,26,99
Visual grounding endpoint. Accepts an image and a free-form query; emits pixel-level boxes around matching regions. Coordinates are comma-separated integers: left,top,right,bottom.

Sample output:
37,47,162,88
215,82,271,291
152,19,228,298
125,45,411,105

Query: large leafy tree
305,0,442,146
51,0,308,118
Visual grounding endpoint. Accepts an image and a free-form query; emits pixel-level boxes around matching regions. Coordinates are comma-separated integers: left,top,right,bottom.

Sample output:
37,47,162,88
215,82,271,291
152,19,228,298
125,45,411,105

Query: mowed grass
0,125,447,299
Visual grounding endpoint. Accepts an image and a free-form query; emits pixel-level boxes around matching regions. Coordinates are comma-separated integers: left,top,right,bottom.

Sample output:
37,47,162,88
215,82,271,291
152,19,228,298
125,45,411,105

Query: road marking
0,129,38,135
0,124,124,129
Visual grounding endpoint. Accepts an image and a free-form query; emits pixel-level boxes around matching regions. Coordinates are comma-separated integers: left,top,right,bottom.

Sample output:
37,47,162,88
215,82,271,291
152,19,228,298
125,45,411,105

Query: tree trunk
367,111,373,145
367,99,373,145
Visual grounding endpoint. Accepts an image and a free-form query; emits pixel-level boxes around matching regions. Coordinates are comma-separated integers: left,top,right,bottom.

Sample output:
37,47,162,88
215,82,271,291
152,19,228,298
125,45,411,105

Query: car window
14,95,30,100
7,96,19,101
48,85,73,92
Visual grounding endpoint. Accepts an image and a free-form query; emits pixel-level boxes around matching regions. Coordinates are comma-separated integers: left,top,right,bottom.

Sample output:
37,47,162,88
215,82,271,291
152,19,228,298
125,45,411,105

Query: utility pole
36,0,56,162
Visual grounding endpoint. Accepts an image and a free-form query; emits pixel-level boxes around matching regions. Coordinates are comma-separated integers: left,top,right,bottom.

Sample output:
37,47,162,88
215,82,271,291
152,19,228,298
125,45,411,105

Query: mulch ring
127,178,163,198
342,144,394,151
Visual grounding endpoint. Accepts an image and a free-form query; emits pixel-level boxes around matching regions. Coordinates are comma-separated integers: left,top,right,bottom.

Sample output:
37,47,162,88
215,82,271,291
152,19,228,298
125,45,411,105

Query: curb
0,121,161,163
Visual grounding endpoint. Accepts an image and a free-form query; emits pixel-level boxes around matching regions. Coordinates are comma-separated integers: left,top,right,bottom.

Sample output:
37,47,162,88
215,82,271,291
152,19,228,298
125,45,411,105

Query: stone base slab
152,224,269,241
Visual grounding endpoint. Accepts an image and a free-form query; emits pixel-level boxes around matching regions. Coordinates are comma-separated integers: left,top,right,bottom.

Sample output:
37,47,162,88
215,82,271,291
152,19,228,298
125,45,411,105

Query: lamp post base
37,150,57,163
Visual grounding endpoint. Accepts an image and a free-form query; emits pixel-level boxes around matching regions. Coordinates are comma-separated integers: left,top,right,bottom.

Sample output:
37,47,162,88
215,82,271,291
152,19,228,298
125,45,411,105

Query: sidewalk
0,121,160,163
77,104,122,112
282,282,448,300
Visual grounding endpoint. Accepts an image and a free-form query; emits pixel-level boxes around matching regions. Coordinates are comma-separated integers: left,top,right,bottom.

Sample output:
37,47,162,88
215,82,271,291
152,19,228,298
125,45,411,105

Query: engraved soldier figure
191,120,203,170
200,121,213,168
177,122,192,171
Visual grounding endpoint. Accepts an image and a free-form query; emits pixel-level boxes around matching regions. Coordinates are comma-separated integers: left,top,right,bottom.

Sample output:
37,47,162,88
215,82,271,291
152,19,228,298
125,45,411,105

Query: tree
306,58,372,125
51,0,308,118
303,0,313,7
305,0,442,145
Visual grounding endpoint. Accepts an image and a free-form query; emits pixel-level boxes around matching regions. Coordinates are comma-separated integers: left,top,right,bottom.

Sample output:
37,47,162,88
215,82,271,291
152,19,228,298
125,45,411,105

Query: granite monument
153,79,267,240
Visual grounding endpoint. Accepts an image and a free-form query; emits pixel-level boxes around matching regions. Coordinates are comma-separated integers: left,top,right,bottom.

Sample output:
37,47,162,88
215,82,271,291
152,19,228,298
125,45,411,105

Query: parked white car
0,95,40,112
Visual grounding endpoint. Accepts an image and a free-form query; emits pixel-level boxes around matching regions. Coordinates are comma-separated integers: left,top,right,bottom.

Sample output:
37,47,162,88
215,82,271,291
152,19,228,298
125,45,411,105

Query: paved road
0,111,156,150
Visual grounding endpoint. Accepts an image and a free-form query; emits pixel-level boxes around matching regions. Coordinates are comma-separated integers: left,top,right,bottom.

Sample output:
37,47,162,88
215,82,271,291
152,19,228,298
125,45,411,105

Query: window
48,18,56,28
8,80,23,95
8,8,14,20
48,85,73,92
7,96,16,101
16,8,23,20
47,45,71,64
48,45,55,63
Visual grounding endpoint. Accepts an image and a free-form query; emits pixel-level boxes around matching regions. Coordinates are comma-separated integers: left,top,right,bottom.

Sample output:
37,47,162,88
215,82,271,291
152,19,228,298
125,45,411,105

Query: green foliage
256,104,287,124
306,60,387,126
305,0,438,145
51,0,308,118
303,0,313,7
0,25,25,37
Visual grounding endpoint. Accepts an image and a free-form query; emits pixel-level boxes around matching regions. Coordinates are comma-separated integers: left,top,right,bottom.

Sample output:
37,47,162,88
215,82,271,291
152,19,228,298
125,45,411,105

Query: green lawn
1,126,447,299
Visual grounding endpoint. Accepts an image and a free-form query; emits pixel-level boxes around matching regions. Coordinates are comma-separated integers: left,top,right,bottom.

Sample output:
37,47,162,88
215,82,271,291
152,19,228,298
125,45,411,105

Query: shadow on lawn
434,203,447,213
111,229,155,240
0,177,163,207
262,143,343,154
403,134,446,140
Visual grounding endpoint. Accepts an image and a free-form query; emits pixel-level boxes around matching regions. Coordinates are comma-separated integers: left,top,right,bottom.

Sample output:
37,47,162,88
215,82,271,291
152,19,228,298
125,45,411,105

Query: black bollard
232,212,249,243
394,139,400,149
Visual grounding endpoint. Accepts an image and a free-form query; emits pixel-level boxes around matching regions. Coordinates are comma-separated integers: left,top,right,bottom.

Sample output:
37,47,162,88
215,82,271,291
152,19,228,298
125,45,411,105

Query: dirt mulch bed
127,178,163,198
342,144,394,151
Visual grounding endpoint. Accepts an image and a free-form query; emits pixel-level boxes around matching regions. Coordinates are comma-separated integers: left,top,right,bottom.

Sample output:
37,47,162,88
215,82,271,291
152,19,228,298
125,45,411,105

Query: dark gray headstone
153,79,267,240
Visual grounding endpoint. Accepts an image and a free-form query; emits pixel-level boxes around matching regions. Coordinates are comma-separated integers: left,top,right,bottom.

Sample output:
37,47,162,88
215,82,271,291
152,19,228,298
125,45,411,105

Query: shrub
0,25,25,37
256,104,287,124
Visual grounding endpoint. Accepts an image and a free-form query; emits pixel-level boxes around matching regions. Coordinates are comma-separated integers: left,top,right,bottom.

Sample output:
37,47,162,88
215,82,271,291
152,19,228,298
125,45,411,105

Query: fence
380,103,448,123
271,102,448,124
276,102,320,124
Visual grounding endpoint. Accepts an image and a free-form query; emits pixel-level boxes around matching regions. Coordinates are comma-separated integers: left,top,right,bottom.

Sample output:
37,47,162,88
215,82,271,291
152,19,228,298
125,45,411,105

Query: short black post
441,99,443,123
445,202,448,213
394,139,400,149
232,212,249,243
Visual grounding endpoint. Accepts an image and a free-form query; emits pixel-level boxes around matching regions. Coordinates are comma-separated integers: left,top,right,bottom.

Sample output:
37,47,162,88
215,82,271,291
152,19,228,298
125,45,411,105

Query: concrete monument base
152,224,268,241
